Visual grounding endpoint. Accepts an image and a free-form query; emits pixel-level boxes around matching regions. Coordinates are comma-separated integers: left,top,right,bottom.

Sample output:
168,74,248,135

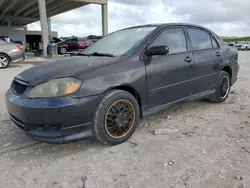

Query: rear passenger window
187,28,212,50
78,38,87,42
211,37,219,48
151,28,187,54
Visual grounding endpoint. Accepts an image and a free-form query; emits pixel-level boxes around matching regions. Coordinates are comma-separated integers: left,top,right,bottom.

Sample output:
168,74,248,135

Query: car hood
52,37,62,43
16,56,120,86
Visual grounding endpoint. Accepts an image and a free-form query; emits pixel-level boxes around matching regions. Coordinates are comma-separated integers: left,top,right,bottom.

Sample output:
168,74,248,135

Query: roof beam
31,1,72,17
71,0,107,4
47,2,83,18
0,15,38,21
1,0,19,16
14,0,37,16
13,18,39,26
0,0,5,7
23,0,56,16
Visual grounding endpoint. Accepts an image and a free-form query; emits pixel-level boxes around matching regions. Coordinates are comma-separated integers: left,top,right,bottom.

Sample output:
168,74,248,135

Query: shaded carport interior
0,0,108,56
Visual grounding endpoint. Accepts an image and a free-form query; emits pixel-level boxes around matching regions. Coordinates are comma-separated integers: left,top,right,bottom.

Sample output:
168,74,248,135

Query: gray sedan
0,40,25,69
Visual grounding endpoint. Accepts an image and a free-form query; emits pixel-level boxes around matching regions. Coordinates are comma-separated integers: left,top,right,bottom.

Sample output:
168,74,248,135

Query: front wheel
210,71,231,103
59,47,67,54
92,90,140,145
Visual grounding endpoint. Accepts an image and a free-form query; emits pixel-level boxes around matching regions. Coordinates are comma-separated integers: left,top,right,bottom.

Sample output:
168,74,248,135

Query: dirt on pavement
0,52,250,188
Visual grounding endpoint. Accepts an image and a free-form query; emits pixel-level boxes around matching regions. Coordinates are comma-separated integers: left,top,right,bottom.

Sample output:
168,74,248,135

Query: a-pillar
38,0,49,56
101,4,108,36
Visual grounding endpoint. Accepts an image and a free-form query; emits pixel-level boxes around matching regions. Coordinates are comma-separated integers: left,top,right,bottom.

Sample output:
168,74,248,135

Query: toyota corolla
5,23,239,145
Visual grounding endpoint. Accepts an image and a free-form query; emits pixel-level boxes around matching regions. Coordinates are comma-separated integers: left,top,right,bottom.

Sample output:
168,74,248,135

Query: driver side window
67,38,77,43
151,28,187,54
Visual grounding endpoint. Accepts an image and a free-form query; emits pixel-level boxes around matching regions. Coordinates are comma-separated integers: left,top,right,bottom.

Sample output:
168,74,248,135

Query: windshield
82,27,156,57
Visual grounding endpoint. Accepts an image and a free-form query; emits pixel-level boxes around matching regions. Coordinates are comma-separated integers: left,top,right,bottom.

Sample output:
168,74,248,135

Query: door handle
184,57,192,63
215,52,221,57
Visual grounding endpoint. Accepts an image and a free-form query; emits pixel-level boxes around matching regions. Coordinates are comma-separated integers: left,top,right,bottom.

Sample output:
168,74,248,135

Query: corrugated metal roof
0,0,107,26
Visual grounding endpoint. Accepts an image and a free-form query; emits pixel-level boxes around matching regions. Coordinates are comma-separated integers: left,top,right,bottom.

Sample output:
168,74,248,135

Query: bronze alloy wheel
220,76,230,99
104,99,135,139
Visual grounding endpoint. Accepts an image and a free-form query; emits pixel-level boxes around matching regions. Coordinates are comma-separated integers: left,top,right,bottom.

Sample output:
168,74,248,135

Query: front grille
11,79,28,96
10,114,61,132
9,114,25,130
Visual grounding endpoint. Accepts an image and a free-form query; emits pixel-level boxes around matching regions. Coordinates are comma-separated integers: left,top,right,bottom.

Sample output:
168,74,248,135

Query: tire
59,47,67,54
0,54,10,69
210,71,231,103
92,90,140,145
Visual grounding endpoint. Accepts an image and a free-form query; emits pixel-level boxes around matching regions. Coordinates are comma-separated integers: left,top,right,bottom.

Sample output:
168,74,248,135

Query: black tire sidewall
60,47,67,54
0,54,10,69
92,90,140,145
214,71,231,102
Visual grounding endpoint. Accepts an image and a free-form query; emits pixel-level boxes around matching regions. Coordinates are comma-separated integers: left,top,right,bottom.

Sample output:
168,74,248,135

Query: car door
186,27,223,94
67,38,77,51
146,27,195,109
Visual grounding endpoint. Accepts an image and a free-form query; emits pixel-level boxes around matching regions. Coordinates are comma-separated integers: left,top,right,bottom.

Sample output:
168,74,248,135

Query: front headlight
28,77,82,98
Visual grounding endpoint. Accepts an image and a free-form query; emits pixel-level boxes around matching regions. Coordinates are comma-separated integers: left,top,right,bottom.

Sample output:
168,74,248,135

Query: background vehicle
87,35,102,43
228,42,237,47
6,23,239,145
239,42,250,50
49,37,62,44
0,40,25,69
57,37,93,54
233,42,246,50
0,36,23,46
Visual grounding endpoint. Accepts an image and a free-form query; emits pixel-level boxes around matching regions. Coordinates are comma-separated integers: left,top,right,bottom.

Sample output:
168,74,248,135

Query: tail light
16,45,23,50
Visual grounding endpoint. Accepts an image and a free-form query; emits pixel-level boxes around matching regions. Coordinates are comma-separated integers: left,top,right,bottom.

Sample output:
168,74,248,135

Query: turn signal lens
64,82,81,95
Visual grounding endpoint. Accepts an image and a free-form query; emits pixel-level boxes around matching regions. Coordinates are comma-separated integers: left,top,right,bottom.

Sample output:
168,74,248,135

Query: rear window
187,28,213,50
78,38,88,42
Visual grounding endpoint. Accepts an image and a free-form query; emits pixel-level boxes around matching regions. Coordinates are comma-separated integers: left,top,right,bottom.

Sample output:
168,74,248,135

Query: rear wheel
92,90,140,145
0,54,10,69
210,71,231,103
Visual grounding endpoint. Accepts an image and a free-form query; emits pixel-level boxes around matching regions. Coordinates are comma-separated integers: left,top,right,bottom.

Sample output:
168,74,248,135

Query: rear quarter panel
221,42,239,84
0,43,22,62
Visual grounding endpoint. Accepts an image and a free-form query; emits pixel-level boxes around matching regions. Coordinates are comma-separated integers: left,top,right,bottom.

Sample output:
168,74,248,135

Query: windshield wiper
84,52,115,57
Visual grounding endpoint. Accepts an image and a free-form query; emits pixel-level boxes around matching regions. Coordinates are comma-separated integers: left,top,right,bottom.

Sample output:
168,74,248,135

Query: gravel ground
0,52,249,188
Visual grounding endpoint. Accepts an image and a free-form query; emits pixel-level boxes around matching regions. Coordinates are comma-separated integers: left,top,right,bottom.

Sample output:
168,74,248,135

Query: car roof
123,23,210,30
0,40,9,44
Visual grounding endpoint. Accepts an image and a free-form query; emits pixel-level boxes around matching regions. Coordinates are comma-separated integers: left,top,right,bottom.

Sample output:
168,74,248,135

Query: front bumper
5,89,101,144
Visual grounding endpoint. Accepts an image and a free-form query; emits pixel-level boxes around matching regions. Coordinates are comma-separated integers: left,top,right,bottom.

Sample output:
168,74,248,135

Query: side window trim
149,27,188,55
186,26,214,52
210,35,220,49
183,26,193,52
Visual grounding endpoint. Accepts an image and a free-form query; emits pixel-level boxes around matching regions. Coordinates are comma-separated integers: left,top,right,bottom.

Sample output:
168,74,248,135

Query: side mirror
146,45,169,56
